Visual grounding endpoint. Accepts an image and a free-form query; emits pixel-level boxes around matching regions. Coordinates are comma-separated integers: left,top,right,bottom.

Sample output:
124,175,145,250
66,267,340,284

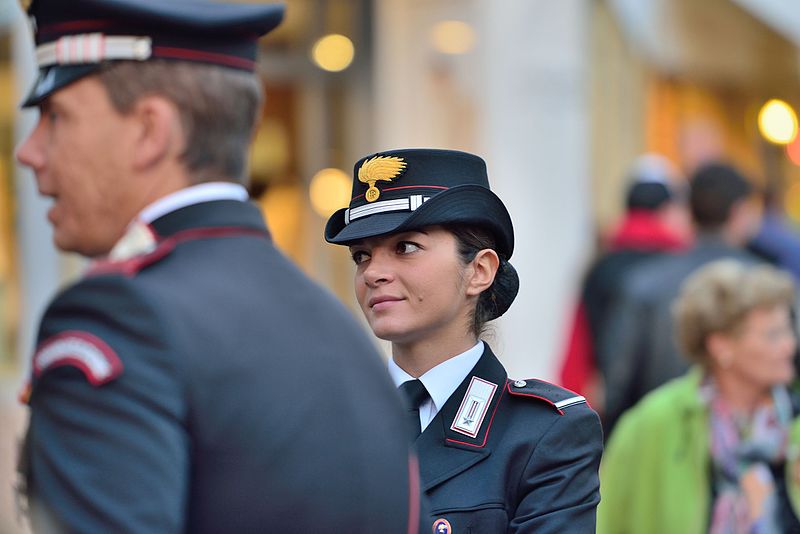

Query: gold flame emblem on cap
358,156,406,202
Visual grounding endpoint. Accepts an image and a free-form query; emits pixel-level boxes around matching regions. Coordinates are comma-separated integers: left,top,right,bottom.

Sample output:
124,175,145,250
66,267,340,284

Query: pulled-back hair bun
481,259,519,321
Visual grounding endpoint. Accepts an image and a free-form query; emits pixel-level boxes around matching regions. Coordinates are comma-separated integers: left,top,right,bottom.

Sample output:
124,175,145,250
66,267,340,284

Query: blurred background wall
1,0,800,530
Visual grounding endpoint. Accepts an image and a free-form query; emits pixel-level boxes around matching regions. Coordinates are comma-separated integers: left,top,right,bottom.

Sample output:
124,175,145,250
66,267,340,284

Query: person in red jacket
559,154,690,414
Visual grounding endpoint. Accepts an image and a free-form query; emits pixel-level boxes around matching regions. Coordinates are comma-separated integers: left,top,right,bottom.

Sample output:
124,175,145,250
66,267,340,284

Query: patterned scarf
705,381,793,534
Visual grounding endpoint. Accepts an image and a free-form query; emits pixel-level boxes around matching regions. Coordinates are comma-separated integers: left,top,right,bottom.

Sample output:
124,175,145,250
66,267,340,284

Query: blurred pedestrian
599,259,799,533
325,148,603,533
558,154,690,410
15,1,423,532
601,162,762,433
749,190,800,283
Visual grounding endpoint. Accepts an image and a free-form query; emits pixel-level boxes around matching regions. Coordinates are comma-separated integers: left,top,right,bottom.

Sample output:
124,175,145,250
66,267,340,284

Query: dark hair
443,224,520,336
626,182,673,211
689,163,753,230
97,60,263,185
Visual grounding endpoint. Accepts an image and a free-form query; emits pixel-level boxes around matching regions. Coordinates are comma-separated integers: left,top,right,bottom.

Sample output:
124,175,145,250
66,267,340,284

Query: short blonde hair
673,259,795,366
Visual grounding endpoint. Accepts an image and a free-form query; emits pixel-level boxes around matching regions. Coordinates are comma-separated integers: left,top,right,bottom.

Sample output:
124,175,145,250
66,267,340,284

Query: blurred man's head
689,163,760,245
625,154,691,241
15,0,283,257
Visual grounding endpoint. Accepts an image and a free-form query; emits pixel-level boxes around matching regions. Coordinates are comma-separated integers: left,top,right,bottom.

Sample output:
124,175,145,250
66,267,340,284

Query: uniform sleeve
508,404,603,533
25,276,188,533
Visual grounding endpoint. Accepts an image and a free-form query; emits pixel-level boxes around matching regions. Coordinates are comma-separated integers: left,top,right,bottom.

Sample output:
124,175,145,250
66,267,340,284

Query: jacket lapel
417,345,508,492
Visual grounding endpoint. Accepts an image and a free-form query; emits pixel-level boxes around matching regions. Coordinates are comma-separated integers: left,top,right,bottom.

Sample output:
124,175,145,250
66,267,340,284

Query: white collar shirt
388,341,484,432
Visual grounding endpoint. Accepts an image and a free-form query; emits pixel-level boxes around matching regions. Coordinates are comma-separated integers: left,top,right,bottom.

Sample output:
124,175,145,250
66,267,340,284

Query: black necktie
398,379,429,442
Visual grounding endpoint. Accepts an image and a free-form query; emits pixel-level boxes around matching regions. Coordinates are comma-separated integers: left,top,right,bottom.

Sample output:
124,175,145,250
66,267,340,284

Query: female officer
325,148,603,533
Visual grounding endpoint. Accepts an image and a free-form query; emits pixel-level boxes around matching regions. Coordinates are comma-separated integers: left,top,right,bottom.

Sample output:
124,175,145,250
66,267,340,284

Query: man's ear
466,249,500,297
129,95,183,171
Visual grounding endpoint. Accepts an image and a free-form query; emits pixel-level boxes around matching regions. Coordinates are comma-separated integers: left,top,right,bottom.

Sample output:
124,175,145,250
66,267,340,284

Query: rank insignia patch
33,331,123,386
450,376,497,438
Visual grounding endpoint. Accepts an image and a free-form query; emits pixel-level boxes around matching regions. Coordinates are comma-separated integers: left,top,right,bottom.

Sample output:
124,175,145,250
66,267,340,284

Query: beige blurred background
2,0,800,531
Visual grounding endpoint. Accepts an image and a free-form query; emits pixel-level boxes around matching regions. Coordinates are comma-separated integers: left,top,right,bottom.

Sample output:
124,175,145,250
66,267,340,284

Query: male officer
15,1,422,532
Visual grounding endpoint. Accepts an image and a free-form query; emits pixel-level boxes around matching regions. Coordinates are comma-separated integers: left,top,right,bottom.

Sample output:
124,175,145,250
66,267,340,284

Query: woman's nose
363,250,394,287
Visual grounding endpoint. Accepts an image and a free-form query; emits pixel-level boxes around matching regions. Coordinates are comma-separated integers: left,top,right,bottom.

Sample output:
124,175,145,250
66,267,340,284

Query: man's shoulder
621,248,719,300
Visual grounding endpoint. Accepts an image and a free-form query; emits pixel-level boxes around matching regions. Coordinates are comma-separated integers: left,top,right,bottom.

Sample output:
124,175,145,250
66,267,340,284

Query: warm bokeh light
430,20,476,55
785,182,800,223
757,99,798,145
787,135,800,166
309,168,351,218
249,121,290,179
311,34,354,72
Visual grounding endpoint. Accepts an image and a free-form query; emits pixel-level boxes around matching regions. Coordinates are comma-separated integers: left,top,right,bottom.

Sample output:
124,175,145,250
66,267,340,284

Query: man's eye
397,242,420,254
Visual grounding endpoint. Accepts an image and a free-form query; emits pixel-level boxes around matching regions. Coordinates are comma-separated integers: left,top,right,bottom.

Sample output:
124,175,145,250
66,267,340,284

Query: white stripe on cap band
345,195,431,225
36,33,152,67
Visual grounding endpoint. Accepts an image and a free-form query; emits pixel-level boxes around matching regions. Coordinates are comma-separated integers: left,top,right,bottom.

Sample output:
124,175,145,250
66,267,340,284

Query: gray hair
97,60,263,184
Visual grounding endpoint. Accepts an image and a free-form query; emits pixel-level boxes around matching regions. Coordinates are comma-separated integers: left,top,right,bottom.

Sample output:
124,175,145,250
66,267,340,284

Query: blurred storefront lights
785,182,800,222
311,34,355,72
310,168,351,218
430,20,475,55
757,99,798,145
787,135,800,166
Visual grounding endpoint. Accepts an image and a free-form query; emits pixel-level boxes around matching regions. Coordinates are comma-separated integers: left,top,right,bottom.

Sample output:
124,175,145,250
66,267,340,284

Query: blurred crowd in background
1,0,800,531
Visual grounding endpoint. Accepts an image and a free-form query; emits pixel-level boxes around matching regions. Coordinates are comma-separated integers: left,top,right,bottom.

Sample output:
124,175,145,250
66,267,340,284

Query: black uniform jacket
417,345,602,533
21,199,422,533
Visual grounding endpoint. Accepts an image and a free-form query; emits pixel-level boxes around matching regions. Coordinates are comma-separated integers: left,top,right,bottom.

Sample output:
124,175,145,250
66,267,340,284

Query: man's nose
16,120,45,171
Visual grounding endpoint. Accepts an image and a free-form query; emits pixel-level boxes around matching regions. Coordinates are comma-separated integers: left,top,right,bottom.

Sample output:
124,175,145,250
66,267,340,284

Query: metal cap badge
358,155,407,202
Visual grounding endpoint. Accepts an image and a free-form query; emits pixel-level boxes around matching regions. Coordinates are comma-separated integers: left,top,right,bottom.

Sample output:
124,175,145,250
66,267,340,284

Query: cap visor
326,185,514,257
21,65,101,108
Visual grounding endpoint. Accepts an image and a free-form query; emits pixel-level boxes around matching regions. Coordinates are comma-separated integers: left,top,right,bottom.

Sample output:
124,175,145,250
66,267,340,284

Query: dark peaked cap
325,148,515,259
21,0,285,107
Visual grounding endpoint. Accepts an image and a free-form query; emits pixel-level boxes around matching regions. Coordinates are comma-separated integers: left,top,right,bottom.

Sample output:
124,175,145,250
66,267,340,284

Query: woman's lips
369,295,403,311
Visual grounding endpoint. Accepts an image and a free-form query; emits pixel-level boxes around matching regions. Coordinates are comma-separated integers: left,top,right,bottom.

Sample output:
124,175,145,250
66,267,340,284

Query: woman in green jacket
598,259,800,533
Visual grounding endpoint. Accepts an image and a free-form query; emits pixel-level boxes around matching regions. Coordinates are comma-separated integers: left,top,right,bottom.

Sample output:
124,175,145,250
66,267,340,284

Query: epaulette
506,378,586,415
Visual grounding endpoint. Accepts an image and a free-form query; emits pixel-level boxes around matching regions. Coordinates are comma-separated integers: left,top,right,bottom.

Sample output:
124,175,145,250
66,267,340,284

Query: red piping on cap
153,46,255,70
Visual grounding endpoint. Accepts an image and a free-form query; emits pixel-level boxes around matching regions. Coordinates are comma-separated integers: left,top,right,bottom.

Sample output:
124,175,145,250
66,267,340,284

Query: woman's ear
129,95,183,171
466,249,500,297
707,331,735,370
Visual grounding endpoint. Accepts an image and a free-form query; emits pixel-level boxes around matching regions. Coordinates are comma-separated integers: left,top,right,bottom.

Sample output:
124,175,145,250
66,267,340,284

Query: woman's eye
396,242,420,255
351,250,370,265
